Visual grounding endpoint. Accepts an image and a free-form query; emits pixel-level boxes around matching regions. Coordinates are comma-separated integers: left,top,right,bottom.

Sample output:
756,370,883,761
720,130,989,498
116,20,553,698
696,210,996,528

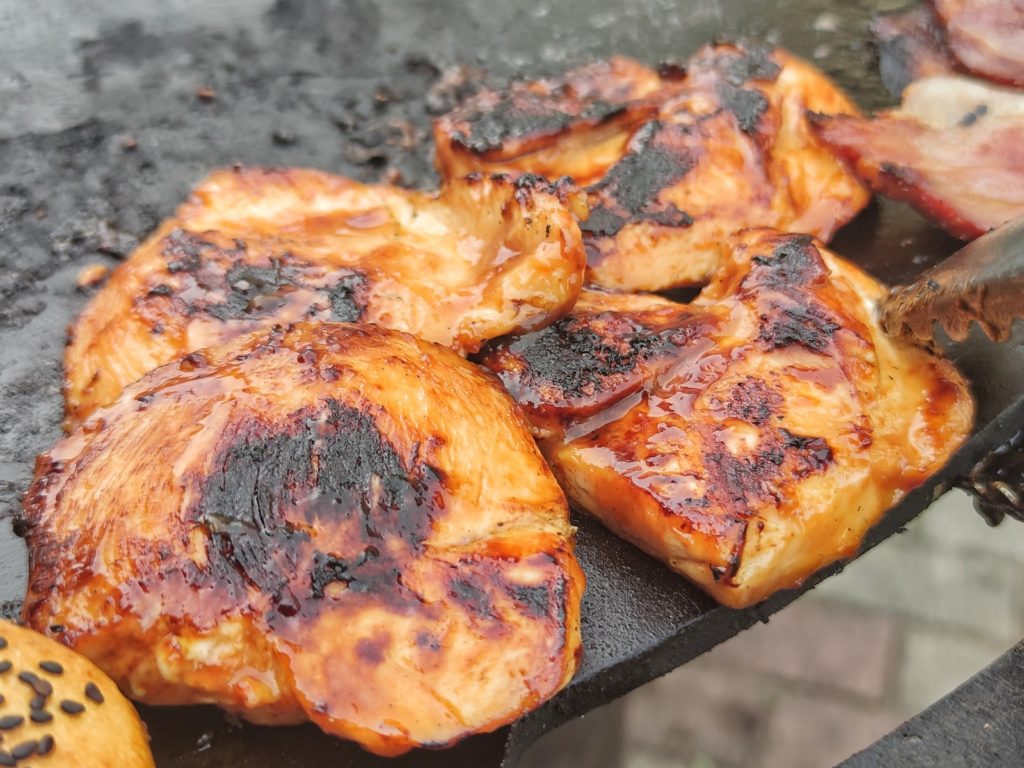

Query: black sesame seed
30,710,52,724
38,661,63,675
17,671,52,697
11,740,36,759
0,661,10,674
84,682,104,704
0,750,14,766
29,694,45,710
0,716,23,730
0,637,7,650
0,694,3,706
60,700,85,715
38,735,54,755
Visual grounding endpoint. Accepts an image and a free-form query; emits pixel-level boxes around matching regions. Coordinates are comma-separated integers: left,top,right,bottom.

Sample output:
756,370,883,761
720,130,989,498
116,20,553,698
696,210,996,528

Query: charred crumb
161,230,211,274
271,128,298,146
326,272,369,323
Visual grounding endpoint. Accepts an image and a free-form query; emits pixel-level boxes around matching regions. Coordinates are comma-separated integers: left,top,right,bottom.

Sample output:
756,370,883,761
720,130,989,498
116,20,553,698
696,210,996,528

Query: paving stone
708,600,898,700
810,532,1024,643
896,625,1016,713
622,660,777,768
755,692,906,768
914,489,1024,563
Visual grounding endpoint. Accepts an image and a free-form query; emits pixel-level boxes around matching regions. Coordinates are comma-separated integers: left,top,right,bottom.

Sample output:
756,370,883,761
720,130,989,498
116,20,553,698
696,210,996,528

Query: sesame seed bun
0,620,154,767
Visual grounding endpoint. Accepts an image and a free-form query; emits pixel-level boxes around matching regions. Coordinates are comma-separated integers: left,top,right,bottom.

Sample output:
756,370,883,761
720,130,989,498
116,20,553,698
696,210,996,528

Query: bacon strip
933,0,1024,87
872,6,959,97
812,76,1024,239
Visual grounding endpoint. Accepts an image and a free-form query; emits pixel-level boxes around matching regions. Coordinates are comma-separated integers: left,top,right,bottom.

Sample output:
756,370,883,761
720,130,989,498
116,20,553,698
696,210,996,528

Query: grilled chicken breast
435,43,869,291
812,75,1024,240
482,230,974,607
64,167,586,429
24,322,584,756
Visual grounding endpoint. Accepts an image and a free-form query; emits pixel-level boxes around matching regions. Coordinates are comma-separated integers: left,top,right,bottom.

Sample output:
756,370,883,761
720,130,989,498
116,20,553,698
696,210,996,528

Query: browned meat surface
435,42,869,291
812,75,1024,239
481,230,974,608
872,6,959,96
23,322,584,756
63,167,585,429
934,0,1024,87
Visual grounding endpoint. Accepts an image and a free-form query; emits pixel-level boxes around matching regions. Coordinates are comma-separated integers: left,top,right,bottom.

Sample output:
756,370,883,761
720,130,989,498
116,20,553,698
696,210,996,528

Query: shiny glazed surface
23,323,585,756
482,229,974,607
63,167,586,428
435,42,869,291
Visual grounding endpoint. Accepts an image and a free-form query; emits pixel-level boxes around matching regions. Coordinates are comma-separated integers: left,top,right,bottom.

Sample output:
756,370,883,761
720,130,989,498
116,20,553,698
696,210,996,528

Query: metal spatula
880,216,1024,342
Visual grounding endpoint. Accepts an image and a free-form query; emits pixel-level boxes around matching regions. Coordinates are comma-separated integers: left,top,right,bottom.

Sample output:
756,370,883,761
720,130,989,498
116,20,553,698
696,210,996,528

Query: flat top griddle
1,1,1022,766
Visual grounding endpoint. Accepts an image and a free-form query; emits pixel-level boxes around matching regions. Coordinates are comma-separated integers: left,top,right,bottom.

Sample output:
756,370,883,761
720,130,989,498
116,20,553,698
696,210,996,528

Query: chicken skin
812,75,1024,240
482,230,974,608
23,322,585,756
435,43,869,291
64,167,586,429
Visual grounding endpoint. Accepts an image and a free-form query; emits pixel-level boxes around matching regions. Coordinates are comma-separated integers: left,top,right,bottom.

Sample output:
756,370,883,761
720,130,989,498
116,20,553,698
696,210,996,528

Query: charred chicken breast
812,75,1024,239
24,322,585,756
482,230,974,607
436,43,869,291
64,167,585,428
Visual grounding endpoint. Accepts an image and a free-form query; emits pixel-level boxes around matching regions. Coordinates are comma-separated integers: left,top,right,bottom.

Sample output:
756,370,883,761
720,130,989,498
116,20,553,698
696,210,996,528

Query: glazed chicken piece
435,42,869,291
482,230,974,608
23,322,584,756
64,167,585,429
434,56,668,187
812,75,1024,239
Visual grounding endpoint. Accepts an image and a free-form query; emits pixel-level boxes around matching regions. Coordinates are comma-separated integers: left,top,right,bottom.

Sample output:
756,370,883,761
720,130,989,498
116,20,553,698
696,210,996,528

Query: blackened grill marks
153,232,369,325
503,313,670,402
192,399,446,620
582,121,695,240
743,237,842,354
719,378,782,426
452,92,625,153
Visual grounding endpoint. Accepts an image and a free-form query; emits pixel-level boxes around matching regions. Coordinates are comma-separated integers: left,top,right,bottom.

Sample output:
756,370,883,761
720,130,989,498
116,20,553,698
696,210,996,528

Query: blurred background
523,490,1024,767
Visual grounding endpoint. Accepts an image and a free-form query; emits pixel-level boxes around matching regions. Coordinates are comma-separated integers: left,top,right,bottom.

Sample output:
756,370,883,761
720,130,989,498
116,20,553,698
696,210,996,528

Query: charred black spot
717,83,769,134
326,272,368,322
504,313,668,400
583,122,695,239
449,573,496,619
758,301,840,353
717,42,781,86
452,92,624,153
205,259,301,321
748,236,824,289
415,631,441,651
508,582,550,618
722,378,781,425
355,632,390,664
147,283,172,297
958,103,988,128
781,429,833,473
191,399,444,618
161,229,212,273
